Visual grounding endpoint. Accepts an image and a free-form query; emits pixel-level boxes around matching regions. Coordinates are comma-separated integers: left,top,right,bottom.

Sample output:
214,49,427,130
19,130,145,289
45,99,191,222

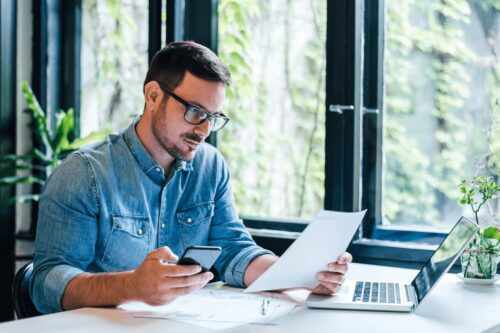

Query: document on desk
245,210,366,293
119,288,297,330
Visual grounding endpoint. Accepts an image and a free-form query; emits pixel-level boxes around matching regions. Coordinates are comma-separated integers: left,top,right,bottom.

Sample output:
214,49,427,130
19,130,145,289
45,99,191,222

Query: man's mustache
183,133,203,143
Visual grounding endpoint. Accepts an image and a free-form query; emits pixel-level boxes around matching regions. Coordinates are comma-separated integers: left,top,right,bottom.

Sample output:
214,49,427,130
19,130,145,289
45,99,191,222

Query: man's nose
195,120,212,138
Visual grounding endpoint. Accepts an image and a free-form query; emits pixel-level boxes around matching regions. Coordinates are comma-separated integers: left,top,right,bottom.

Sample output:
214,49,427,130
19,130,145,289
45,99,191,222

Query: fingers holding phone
176,246,222,272
129,246,215,305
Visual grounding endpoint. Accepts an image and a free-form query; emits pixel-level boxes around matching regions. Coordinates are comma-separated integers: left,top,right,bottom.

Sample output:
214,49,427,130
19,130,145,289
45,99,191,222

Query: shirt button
187,217,193,223
138,229,143,235
161,223,165,229
155,167,161,172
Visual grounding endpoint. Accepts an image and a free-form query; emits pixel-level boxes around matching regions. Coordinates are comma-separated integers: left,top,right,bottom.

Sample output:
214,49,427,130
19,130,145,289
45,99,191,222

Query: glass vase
460,237,500,279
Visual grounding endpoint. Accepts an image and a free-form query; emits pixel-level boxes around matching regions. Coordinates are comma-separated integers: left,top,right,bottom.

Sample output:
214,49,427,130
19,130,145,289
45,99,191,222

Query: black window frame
0,0,17,321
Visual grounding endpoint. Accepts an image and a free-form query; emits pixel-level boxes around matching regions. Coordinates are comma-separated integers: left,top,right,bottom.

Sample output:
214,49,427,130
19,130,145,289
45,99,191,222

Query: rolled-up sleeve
208,155,274,287
222,246,274,287
31,153,99,313
31,264,84,314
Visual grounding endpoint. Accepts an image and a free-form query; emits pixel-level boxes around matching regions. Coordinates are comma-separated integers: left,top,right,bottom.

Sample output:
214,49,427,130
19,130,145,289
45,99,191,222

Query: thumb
147,246,178,262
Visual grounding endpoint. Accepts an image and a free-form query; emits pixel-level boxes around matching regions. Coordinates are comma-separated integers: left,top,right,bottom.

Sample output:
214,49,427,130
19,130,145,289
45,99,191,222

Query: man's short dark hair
144,41,232,92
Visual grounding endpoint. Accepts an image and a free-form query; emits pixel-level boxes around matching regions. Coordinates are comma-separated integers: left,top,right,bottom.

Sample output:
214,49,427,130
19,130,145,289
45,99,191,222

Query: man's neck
135,116,175,173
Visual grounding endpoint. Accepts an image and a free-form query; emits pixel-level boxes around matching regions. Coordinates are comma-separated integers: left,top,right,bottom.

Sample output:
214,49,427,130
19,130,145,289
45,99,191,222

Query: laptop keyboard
353,281,402,304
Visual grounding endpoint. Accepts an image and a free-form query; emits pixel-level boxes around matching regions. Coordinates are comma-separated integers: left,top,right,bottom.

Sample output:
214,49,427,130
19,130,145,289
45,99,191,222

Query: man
31,41,352,313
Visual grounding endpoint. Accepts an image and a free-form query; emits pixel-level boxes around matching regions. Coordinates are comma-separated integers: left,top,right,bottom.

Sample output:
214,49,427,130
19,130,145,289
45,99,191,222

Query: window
216,0,498,267
29,0,498,266
80,0,149,136
378,0,500,232
217,0,327,220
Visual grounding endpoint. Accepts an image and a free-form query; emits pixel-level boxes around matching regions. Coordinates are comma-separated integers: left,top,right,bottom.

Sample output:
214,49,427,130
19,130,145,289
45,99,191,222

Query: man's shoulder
77,132,123,157
54,132,124,173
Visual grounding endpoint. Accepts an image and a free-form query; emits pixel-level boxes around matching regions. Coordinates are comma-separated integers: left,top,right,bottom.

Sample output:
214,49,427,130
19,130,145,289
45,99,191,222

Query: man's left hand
310,252,352,295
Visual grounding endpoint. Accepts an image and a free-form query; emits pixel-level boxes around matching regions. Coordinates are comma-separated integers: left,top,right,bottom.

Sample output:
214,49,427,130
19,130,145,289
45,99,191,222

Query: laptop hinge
405,285,419,307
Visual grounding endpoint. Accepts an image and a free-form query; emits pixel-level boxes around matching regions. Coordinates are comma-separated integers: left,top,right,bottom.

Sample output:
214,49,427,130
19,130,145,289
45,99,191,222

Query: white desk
1,263,499,333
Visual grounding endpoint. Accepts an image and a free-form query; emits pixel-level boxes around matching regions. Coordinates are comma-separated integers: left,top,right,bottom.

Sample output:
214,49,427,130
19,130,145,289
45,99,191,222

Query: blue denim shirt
31,119,272,313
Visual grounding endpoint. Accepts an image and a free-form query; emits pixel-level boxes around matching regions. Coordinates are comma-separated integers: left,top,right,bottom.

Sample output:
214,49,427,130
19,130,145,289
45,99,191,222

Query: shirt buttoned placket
156,161,182,248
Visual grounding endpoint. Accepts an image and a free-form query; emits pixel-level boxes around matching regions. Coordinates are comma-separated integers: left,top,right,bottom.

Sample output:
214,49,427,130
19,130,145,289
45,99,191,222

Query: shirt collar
175,159,194,172
124,116,193,174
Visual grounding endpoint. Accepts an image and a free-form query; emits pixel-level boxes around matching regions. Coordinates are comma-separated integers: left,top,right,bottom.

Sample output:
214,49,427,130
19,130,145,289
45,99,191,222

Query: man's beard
152,108,203,161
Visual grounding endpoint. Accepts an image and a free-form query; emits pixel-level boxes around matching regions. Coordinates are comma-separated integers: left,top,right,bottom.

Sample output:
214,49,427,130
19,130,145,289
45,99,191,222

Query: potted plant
458,176,500,281
0,81,110,211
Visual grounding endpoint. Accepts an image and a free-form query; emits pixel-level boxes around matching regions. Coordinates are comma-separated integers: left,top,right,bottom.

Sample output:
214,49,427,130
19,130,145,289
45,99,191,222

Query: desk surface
1,263,499,333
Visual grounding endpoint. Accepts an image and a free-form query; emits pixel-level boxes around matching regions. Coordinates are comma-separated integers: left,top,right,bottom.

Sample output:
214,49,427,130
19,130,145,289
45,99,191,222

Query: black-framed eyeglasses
157,82,229,132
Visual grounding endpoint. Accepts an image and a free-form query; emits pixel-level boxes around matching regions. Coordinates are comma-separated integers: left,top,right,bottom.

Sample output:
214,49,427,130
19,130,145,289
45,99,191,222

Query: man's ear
144,81,163,110
151,91,158,103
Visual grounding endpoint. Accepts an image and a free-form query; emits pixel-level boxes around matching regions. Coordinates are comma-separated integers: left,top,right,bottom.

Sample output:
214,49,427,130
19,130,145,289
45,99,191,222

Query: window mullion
0,0,17,321
324,0,363,214
149,0,163,64
166,0,186,43
361,0,384,238
183,0,218,146
60,0,81,138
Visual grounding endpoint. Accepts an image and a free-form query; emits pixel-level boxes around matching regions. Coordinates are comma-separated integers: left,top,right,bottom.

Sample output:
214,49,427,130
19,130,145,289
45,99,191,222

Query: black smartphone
176,245,222,272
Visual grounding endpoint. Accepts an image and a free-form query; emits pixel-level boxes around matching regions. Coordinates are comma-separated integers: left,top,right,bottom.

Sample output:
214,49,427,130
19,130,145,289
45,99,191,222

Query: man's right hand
128,246,214,306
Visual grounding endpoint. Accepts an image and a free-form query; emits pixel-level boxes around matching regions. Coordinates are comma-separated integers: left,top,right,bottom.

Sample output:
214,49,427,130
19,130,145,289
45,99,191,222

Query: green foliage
218,0,498,223
0,81,111,204
81,0,146,132
287,0,326,217
384,0,499,227
218,0,264,214
458,176,500,230
218,0,326,218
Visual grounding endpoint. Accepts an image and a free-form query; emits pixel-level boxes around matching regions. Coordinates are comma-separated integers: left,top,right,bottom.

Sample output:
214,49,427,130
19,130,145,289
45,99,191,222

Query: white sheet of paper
119,289,297,330
245,210,366,293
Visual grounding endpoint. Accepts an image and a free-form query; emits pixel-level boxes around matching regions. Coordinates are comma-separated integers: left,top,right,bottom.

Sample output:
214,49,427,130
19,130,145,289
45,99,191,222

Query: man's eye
187,107,199,115
196,110,208,119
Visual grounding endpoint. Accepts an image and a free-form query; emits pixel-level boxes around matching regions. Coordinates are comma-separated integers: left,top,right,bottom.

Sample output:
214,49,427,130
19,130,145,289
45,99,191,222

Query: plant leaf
21,81,53,155
52,108,75,152
0,149,51,165
0,154,32,164
3,194,41,206
482,226,500,240
66,130,112,150
31,148,52,164
0,175,45,186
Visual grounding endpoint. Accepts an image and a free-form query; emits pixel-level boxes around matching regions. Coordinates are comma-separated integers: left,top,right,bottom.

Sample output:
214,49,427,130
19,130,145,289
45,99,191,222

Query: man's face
151,72,225,161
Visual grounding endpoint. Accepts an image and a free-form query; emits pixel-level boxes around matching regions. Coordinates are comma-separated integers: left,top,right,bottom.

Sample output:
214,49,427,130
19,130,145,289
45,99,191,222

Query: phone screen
177,246,222,272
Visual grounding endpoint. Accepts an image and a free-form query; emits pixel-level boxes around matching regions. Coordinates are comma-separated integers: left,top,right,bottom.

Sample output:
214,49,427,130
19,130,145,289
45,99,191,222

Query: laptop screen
410,217,478,304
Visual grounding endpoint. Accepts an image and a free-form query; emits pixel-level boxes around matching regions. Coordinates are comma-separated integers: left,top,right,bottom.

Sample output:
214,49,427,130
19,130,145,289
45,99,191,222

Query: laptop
306,217,478,312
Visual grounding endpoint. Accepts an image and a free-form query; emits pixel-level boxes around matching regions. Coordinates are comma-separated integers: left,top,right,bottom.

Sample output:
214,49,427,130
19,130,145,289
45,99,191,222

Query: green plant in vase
458,176,500,279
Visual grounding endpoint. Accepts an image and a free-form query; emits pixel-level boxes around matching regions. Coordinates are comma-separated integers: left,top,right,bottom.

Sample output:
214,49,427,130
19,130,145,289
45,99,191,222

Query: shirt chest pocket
176,201,214,246
102,214,151,271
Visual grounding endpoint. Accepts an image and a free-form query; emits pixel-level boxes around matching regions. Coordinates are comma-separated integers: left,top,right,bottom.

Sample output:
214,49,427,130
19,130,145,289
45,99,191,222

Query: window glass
217,0,327,219
383,0,500,228
81,0,149,136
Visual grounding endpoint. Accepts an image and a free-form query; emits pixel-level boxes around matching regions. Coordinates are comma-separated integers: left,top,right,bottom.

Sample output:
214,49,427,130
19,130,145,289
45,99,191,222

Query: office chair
12,262,42,319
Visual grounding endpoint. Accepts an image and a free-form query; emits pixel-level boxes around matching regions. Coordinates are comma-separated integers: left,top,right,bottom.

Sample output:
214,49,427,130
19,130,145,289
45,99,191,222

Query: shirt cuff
42,265,84,313
223,246,274,288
